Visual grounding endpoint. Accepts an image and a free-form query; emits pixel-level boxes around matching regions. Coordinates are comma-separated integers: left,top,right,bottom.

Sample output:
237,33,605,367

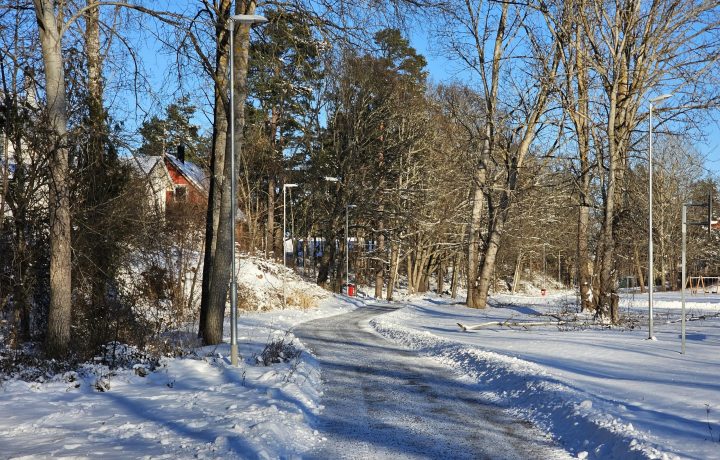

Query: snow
235,255,330,311
127,154,164,176
4,253,720,459
165,153,209,192
369,290,720,460
0,256,354,459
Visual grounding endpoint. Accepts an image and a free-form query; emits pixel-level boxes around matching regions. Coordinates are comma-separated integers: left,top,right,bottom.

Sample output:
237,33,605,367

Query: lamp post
283,183,298,268
647,93,672,341
282,183,298,308
346,204,357,294
228,13,267,366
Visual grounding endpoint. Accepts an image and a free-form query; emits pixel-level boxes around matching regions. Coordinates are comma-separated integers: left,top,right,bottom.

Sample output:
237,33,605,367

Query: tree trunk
202,0,259,345
475,206,505,308
512,252,522,294
633,242,646,294
466,2,507,308
317,233,337,288
374,212,384,299
437,256,444,295
568,17,595,312
34,0,72,356
450,252,460,299
406,251,414,294
387,240,399,301
466,168,486,308
659,221,667,292
596,89,621,323
84,0,115,347
200,0,231,343
266,176,275,259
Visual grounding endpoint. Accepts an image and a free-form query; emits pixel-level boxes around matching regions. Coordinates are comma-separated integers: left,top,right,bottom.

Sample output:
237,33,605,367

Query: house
163,149,208,206
126,149,208,215
126,155,173,215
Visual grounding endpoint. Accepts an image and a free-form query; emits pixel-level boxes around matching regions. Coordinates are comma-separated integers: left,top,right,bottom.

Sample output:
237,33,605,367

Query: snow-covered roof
127,155,164,175
122,154,173,187
165,153,208,194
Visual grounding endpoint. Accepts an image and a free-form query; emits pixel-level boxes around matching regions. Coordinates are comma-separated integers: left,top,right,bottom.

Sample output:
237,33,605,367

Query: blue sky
121,13,720,174
410,27,720,174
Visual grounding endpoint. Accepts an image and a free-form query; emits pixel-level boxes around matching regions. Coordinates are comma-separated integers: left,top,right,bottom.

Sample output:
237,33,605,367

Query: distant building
126,150,208,216
126,155,173,215
163,152,208,206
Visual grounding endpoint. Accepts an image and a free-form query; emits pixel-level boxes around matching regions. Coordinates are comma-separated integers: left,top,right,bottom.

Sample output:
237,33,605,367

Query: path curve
295,303,571,459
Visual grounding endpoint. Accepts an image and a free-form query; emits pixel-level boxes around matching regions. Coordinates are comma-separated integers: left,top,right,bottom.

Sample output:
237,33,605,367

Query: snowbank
236,255,329,311
370,293,720,460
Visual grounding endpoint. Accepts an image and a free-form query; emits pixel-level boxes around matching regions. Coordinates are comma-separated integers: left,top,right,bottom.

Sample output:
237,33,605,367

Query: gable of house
124,155,173,215
164,154,208,206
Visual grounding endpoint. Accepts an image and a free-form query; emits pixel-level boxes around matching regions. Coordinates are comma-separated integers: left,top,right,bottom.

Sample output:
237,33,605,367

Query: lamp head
284,183,298,188
324,176,340,182
229,14,268,25
650,93,673,104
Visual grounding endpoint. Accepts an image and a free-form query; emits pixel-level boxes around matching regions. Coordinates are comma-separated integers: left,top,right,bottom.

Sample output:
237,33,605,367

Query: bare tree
580,0,720,321
431,1,564,308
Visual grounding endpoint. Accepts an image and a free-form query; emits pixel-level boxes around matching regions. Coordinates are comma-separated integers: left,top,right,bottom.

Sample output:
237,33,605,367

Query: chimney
177,144,185,163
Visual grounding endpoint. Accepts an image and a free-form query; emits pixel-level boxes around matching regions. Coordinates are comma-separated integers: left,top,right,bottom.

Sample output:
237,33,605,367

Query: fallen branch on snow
666,312,720,324
457,320,567,331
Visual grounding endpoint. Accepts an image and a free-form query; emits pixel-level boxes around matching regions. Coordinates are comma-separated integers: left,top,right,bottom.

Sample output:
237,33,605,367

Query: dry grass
285,289,318,310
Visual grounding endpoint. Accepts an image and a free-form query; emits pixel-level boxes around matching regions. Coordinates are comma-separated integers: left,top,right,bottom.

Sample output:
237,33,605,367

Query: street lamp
282,183,298,308
228,13,267,366
283,183,299,268
346,204,357,295
648,92,672,340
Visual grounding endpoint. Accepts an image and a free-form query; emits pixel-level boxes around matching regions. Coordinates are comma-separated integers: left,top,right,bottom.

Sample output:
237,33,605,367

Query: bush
255,332,302,366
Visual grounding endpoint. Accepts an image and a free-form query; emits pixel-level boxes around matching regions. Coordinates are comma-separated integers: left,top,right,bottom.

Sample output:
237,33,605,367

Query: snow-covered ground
369,290,720,460
0,297,358,459
0,256,356,459
4,254,720,460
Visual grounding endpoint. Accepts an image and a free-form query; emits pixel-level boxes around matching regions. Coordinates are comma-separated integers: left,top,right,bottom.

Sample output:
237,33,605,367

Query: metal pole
558,250,561,284
648,102,654,340
229,23,238,366
681,204,687,354
346,205,349,294
283,184,287,308
283,186,287,269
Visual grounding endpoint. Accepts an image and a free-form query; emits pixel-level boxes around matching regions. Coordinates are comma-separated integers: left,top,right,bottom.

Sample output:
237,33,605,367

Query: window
173,185,187,202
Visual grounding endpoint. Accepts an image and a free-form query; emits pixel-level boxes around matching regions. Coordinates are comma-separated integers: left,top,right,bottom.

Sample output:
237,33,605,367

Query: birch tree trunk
466,166,486,307
34,0,72,356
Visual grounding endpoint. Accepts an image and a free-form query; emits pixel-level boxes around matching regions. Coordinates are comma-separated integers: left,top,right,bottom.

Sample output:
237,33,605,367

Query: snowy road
295,303,571,459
